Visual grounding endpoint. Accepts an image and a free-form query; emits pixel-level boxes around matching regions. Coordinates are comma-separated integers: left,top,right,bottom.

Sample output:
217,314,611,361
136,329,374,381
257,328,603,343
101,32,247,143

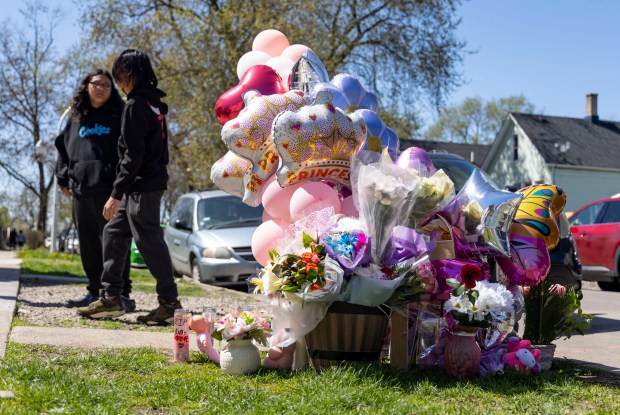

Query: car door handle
579,232,588,237
173,239,181,246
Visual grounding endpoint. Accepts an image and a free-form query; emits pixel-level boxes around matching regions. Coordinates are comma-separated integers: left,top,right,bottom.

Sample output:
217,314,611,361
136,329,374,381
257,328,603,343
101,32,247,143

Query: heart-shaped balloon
312,73,379,113
210,151,251,199
214,65,288,125
272,90,367,187
221,89,307,206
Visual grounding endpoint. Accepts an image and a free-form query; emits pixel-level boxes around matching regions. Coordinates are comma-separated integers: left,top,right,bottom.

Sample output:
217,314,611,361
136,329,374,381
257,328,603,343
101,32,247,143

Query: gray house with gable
482,94,620,211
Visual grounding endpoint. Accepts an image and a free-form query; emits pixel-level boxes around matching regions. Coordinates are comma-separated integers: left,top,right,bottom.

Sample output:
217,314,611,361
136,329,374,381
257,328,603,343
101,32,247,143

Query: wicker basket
305,301,389,369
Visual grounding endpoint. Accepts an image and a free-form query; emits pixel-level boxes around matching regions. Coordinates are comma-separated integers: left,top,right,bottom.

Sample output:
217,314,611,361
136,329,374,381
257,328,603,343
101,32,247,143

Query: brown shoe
136,297,182,326
76,291,125,319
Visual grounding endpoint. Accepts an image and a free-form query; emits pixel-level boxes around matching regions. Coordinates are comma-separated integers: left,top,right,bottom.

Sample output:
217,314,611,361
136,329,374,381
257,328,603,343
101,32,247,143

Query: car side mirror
174,219,191,231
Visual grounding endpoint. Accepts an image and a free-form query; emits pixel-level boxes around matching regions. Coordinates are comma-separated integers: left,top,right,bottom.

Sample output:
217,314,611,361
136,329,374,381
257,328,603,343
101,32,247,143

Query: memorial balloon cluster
205,29,569,376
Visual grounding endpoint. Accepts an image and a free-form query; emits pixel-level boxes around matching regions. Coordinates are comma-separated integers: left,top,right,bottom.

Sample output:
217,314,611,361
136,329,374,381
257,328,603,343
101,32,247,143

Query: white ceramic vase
219,339,261,375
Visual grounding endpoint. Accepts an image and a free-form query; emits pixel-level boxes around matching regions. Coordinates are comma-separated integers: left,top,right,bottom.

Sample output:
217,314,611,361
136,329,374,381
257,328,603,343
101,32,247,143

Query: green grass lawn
0,344,618,414
8,249,620,414
18,248,205,297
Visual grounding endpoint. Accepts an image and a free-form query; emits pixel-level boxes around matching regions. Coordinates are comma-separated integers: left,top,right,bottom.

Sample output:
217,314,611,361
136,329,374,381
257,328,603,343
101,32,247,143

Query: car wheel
191,258,202,283
597,280,620,291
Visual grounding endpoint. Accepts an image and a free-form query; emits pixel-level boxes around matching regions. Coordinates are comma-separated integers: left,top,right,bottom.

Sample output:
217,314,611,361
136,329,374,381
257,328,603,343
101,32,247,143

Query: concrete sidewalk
0,251,20,359
0,251,194,357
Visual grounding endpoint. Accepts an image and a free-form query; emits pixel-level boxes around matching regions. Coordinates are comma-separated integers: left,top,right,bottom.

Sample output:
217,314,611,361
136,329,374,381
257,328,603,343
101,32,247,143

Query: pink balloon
252,29,290,57
397,146,436,175
496,233,551,287
280,44,311,62
251,220,287,266
262,209,275,222
340,195,359,217
289,181,341,221
261,175,302,222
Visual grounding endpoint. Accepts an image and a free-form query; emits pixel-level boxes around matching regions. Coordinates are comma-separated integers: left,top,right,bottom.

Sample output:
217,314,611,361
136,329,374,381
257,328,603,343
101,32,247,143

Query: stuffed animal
502,336,541,374
189,315,220,364
263,328,297,370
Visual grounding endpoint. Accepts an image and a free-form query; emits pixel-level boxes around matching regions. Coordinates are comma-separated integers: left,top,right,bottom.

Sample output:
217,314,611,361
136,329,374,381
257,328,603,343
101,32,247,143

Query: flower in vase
444,265,515,328
211,309,271,347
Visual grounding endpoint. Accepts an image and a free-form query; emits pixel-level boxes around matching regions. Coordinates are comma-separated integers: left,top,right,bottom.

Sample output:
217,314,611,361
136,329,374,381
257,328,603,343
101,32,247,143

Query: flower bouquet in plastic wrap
341,150,438,307
250,210,345,358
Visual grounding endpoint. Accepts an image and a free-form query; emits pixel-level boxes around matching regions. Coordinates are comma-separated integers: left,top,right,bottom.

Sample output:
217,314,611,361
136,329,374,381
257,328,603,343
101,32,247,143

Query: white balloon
236,51,271,79
265,56,295,82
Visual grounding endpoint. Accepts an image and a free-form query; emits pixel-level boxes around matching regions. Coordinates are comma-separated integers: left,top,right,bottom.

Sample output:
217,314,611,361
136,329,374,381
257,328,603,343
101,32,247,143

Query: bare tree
74,0,465,208
0,1,68,231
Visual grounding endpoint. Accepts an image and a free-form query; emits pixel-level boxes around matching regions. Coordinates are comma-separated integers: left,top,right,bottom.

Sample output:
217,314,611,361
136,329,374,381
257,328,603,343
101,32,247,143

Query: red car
568,197,620,291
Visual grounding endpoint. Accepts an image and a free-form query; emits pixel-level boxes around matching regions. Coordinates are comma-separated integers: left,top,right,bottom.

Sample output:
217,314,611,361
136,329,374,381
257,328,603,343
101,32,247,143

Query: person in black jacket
55,69,135,311
77,50,182,325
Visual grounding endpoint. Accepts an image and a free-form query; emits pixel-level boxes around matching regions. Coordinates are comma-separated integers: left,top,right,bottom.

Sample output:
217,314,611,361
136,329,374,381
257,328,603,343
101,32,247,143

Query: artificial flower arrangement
210,308,271,347
443,264,515,328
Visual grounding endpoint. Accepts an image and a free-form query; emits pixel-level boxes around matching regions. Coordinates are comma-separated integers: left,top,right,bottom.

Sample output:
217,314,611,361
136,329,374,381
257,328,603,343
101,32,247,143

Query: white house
482,94,620,211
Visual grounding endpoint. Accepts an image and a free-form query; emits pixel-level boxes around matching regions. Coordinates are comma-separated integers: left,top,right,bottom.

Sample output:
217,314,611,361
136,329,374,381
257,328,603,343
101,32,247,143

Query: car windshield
197,196,263,230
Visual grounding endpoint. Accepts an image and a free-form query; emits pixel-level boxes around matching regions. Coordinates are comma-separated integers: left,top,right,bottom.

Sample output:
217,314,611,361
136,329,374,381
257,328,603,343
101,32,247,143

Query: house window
513,134,519,160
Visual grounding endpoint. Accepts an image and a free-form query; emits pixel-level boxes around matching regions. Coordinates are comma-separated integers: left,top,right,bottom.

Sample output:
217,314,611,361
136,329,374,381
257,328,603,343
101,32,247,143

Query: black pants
101,191,178,301
73,194,131,297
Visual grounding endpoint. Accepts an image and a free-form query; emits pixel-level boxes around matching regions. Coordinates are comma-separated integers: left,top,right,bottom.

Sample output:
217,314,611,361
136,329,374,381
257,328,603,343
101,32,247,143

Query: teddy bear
188,315,220,364
502,336,541,374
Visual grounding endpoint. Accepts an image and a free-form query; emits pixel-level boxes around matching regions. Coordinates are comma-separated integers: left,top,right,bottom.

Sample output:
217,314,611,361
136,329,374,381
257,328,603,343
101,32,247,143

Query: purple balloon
496,233,551,287
396,146,436,175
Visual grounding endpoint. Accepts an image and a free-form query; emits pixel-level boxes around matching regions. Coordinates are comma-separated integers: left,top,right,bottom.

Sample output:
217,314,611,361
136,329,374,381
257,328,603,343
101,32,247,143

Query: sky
2,0,620,121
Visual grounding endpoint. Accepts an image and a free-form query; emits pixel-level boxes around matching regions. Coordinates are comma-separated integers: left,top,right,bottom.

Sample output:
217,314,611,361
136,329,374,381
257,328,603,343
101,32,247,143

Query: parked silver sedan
164,190,263,285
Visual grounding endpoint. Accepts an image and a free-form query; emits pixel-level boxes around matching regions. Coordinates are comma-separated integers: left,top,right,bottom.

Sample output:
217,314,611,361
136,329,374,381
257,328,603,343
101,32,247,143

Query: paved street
554,286,620,374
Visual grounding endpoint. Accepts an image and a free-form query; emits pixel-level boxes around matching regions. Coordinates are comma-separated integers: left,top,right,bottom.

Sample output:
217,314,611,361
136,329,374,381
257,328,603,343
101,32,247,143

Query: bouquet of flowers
355,151,419,264
321,217,370,275
251,232,331,300
443,264,515,328
211,309,271,347
408,169,455,227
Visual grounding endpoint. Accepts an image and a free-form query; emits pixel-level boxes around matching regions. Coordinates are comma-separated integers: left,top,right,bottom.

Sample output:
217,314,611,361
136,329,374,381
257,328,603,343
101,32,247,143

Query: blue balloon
311,73,379,113
355,109,400,158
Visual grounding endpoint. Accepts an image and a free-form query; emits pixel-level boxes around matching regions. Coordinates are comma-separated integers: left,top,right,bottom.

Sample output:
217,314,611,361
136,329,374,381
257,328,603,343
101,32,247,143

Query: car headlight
202,247,233,259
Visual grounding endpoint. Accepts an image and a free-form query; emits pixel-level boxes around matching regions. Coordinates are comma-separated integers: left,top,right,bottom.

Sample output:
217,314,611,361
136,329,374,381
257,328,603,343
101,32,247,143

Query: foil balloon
214,65,288,125
397,146,437,176
272,90,367,187
496,229,551,286
353,109,399,159
221,89,307,206
312,73,379,113
439,169,523,258
209,151,252,199
288,50,329,94
512,184,566,250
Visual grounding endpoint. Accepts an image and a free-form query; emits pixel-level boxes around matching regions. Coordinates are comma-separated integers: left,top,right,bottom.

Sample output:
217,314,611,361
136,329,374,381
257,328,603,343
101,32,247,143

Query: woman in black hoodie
77,50,182,325
55,69,134,311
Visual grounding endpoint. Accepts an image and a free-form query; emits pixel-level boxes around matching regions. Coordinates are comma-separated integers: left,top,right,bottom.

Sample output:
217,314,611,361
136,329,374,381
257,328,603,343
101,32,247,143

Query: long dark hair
112,49,158,89
71,69,124,123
